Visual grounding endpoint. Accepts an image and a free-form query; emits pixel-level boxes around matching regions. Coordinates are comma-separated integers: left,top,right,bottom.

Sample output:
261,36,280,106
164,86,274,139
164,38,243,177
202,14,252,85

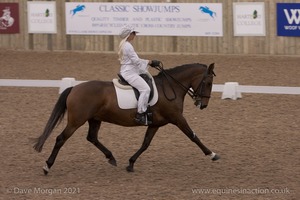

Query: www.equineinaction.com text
192,187,291,195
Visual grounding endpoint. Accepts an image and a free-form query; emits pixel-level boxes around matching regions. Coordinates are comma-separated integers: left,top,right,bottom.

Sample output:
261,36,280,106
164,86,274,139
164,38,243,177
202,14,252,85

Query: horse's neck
154,65,204,96
170,66,204,86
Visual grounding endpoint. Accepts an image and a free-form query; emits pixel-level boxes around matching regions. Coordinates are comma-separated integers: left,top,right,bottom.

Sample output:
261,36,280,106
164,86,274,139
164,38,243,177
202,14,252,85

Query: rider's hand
150,60,161,67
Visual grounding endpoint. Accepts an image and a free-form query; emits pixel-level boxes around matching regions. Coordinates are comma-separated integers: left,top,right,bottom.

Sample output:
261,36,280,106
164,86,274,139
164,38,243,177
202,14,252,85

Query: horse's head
192,63,216,110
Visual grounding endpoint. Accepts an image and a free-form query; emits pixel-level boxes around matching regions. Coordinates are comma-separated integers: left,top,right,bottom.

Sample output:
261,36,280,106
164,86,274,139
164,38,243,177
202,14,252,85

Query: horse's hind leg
86,119,117,166
43,125,78,175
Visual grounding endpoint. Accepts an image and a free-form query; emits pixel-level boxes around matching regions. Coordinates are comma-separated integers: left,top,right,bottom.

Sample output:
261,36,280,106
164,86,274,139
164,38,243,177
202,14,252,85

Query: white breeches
120,72,150,113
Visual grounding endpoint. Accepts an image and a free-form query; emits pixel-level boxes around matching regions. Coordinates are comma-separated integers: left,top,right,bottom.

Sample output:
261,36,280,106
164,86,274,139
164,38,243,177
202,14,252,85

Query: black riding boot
135,112,147,125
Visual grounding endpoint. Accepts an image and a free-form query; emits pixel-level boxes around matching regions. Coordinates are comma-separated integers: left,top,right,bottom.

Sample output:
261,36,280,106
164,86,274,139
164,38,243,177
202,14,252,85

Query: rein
153,63,210,101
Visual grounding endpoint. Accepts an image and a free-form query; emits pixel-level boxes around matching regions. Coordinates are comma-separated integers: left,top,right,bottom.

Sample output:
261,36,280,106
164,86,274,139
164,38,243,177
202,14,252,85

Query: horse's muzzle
195,101,207,110
200,105,207,110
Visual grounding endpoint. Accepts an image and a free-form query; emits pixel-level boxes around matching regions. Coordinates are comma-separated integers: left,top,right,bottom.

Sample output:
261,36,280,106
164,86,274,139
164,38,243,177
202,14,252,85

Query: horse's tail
33,87,73,152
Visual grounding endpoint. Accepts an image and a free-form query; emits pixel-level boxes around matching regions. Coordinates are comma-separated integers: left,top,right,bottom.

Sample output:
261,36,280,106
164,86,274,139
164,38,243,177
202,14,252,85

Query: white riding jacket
120,41,149,75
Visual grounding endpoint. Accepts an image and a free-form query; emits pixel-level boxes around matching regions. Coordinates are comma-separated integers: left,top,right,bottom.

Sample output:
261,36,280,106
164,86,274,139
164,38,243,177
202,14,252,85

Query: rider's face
127,32,136,41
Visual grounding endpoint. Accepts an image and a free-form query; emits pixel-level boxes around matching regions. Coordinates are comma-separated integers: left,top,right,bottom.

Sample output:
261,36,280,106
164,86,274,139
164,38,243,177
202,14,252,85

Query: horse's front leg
175,116,220,161
127,126,159,172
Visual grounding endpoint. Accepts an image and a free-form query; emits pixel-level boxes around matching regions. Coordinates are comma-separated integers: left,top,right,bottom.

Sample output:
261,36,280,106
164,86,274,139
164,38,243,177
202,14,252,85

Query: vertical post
65,0,71,50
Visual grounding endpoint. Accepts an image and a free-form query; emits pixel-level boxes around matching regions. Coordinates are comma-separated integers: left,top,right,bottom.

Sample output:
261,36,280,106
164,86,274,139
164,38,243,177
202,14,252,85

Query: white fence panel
1,79,299,95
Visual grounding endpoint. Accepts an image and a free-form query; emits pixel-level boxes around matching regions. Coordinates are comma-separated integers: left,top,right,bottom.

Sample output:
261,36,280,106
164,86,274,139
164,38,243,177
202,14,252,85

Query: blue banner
277,3,300,36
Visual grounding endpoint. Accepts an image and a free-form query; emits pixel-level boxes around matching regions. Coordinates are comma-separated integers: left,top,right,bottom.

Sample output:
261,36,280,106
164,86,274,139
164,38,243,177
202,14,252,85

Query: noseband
192,69,216,101
154,63,216,101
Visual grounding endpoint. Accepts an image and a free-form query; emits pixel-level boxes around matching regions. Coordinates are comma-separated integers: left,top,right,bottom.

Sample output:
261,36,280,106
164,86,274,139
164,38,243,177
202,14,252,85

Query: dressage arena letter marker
221,82,242,100
59,77,76,94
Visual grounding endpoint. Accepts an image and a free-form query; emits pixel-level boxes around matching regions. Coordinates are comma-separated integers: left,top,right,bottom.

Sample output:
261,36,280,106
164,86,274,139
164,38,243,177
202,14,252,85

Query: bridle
154,63,216,102
192,67,216,101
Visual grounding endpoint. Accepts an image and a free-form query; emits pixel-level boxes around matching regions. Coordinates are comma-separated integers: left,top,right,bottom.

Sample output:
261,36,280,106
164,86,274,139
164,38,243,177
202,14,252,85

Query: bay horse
34,62,220,174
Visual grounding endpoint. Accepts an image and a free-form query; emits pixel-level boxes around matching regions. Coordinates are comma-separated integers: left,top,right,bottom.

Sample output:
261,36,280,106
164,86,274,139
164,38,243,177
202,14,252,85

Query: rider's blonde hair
118,37,129,62
118,25,136,61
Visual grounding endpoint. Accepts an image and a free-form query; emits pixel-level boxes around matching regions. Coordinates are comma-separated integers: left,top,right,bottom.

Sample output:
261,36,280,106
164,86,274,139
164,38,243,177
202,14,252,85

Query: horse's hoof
126,166,134,172
43,165,49,175
212,154,220,161
108,158,117,166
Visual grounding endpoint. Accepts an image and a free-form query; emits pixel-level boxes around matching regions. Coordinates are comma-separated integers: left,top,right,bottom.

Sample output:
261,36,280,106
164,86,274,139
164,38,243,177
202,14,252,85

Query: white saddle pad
112,76,158,109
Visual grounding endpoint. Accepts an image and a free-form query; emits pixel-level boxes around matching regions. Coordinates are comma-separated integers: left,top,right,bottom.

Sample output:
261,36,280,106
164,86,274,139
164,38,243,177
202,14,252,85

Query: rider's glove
149,60,161,67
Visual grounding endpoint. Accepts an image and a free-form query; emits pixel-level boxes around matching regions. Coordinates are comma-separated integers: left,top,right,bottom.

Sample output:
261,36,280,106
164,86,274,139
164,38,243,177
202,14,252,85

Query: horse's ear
208,63,216,76
208,63,214,72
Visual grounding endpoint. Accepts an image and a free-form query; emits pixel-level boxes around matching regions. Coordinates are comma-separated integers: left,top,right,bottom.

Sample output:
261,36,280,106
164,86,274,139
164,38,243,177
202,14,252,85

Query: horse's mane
157,63,207,77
